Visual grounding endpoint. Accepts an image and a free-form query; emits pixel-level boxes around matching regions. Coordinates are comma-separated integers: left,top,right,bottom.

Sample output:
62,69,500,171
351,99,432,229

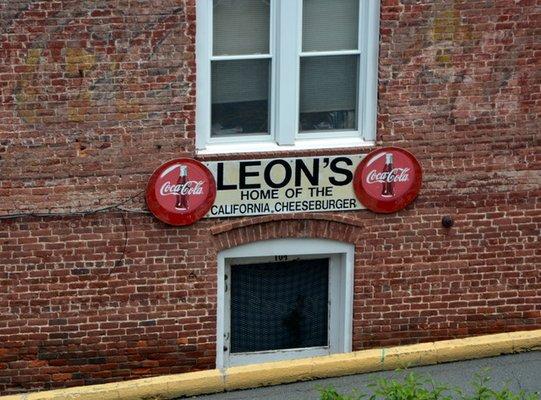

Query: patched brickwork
1,0,540,395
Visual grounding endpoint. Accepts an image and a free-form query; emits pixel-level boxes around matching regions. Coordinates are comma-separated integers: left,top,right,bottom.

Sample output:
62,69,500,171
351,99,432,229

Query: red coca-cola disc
146,158,216,226
353,147,422,214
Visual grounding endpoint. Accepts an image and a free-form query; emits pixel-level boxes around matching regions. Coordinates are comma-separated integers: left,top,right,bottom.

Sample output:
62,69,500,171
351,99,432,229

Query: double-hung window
196,0,380,154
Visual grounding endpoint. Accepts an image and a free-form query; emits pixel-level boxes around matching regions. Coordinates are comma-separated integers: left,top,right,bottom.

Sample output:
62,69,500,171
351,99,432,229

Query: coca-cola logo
159,181,205,196
366,168,410,184
353,147,422,214
146,158,216,226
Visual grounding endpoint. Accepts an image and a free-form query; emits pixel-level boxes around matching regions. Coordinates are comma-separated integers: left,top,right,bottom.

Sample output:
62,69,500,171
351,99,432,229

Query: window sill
197,137,375,156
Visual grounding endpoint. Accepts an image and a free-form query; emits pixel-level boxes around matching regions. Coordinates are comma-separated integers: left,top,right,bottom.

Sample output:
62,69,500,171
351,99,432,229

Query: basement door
217,238,354,368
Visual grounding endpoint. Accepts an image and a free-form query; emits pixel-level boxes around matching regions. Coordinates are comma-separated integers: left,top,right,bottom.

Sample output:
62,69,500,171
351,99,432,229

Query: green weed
318,370,539,400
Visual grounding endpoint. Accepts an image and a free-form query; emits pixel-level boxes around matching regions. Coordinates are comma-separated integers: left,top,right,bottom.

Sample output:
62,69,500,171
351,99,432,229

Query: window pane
212,59,270,136
299,55,358,132
302,0,359,52
213,0,270,56
231,259,329,353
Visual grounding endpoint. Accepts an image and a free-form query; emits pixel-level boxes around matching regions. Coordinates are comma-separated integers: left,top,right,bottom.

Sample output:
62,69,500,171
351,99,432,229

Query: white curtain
302,0,359,52
213,0,270,56
212,59,269,104
300,55,357,113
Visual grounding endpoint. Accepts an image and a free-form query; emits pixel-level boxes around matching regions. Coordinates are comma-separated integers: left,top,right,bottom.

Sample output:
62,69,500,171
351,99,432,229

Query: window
230,259,329,353
196,0,380,154
216,238,354,368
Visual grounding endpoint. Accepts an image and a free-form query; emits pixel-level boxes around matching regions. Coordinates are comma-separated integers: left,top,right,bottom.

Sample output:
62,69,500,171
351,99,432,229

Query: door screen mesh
230,258,329,353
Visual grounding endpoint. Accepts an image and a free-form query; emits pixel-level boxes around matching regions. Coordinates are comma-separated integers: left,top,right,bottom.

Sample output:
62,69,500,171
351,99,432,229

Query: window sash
196,0,380,153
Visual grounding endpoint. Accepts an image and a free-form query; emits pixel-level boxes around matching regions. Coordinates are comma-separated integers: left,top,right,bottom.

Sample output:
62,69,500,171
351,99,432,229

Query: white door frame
216,238,354,369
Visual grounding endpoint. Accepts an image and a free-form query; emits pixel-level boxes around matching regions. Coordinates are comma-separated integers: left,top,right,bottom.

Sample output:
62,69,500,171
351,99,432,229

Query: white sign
204,154,365,218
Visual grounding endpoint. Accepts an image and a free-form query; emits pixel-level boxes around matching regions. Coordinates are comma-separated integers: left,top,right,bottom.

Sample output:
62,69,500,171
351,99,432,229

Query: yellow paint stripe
1,330,540,400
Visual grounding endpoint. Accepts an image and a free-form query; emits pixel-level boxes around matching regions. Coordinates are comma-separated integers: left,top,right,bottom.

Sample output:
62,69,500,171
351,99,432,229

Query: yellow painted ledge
2,329,540,400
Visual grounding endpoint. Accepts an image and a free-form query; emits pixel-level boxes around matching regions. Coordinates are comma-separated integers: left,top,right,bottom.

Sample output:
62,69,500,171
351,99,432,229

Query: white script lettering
366,168,410,184
160,181,205,196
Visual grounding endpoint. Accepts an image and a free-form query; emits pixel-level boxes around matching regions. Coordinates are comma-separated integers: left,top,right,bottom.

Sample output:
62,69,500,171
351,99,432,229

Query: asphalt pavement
187,351,541,400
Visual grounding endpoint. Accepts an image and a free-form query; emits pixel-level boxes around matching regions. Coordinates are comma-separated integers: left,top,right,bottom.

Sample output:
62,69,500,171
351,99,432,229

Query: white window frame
216,238,354,368
196,0,380,155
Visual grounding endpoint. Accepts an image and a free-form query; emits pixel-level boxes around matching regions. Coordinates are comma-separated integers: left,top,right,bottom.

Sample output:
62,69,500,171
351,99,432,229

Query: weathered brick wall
0,0,196,213
1,0,540,395
0,214,217,391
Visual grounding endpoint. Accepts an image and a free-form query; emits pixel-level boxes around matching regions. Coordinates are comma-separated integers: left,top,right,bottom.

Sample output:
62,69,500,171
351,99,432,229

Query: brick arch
210,213,365,252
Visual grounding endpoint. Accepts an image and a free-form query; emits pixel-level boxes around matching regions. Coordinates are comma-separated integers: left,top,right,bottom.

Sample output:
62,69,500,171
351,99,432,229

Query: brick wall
1,0,540,394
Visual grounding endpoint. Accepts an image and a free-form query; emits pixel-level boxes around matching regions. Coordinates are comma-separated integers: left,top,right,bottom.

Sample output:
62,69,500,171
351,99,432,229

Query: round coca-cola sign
146,158,216,226
353,147,422,214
